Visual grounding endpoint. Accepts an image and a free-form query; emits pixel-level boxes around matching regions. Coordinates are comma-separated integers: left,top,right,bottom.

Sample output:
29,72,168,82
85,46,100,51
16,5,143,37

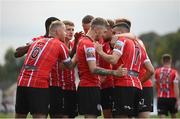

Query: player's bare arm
14,44,30,58
87,60,127,77
114,33,136,40
69,32,83,58
141,61,154,84
94,41,121,65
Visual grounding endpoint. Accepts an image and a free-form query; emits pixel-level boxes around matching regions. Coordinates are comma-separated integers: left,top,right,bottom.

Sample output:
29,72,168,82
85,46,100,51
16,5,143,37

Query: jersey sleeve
84,42,96,61
59,44,71,63
113,38,126,55
141,47,151,65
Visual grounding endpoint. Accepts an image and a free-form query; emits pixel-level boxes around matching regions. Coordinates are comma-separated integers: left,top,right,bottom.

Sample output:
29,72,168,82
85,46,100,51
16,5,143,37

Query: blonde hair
49,21,65,35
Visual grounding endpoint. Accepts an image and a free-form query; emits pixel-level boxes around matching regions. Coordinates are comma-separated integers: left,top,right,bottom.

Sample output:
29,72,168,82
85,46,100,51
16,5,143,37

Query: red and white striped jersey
77,36,100,87
17,37,70,88
49,61,61,87
49,40,76,90
155,66,179,98
112,37,149,89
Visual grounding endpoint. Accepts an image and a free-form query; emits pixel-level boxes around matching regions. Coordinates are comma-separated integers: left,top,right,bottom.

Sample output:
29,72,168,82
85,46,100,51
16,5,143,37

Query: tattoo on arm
93,67,113,76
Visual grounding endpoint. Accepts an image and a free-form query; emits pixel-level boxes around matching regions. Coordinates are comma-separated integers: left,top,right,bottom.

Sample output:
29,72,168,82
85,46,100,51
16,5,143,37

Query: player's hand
114,64,127,77
110,35,118,49
94,42,103,54
74,31,84,43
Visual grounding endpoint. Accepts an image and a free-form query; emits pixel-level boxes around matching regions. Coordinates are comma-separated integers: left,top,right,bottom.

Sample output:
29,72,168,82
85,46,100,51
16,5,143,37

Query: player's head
115,18,131,29
90,17,108,41
162,54,172,65
63,20,75,41
112,22,130,35
103,19,115,42
49,21,66,41
82,15,94,34
44,17,60,37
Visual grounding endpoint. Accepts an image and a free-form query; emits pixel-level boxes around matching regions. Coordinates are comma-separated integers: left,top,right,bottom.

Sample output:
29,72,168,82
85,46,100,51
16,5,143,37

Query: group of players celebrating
14,15,179,119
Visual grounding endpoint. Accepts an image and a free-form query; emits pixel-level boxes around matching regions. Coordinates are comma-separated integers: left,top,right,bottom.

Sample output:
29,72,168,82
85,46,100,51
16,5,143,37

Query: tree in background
0,48,24,82
139,29,180,70
139,32,159,66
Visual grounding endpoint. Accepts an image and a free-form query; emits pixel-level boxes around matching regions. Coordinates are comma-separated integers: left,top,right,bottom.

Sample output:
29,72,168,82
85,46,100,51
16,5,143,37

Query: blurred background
0,0,180,117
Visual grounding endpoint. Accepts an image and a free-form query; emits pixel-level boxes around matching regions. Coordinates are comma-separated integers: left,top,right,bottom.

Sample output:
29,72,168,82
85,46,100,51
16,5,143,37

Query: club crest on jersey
31,47,41,59
86,47,95,58
114,40,124,51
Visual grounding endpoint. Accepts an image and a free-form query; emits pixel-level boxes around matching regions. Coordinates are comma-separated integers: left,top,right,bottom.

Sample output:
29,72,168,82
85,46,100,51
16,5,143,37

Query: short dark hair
63,20,75,27
82,15,94,24
91,17,108,28
113,22,130,32
115,18,131,28
162,54,172,64
107,19,115,28
45,17,60,37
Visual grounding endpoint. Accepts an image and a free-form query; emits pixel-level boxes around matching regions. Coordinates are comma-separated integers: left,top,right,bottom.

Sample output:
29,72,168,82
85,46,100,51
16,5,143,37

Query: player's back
113,37,143,89
155,67,178,98
18,37,65,88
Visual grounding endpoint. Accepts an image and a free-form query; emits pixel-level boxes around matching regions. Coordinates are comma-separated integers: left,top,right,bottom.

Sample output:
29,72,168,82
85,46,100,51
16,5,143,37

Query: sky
0,0,180,64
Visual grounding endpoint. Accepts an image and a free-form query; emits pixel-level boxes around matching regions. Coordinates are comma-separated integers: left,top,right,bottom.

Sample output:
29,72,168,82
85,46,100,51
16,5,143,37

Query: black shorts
49,86,63,117
49,86,78,118
62,90,78,118
77,87,101,117
15,86,50,115
101,88,113,110
157,98,178,116
139,87,153,112
112,87,143,117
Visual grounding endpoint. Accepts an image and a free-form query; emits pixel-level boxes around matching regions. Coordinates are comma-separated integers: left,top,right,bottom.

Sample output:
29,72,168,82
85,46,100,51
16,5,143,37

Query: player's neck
86,30,96,42
49,34,57,39
64,38,70,48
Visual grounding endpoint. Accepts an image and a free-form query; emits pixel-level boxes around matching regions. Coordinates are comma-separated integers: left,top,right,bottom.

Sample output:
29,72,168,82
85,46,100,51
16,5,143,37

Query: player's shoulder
80,36,93,45
48,38,65,48
138,39,145,47
32,35,44,42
